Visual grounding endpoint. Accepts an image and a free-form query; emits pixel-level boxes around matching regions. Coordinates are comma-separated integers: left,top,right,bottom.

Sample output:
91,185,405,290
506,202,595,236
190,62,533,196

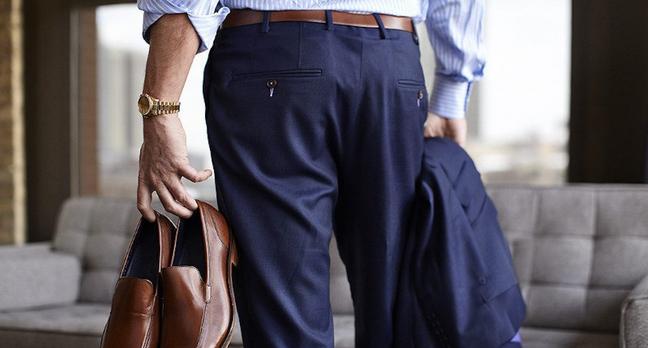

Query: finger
424,125,440,138
452,134,466,147
166,177,198,210
137,181,156,222
447,119,467,146
179,164,213,183
155,184,193,219
423,120,443,138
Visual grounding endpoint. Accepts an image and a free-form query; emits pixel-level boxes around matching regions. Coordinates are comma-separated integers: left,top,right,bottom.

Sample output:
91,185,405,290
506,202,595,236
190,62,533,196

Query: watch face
138,94,152,115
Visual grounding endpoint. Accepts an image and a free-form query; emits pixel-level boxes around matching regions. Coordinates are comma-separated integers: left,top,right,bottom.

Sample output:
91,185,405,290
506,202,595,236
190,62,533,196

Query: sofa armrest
0,243,81,312
620,274,648,348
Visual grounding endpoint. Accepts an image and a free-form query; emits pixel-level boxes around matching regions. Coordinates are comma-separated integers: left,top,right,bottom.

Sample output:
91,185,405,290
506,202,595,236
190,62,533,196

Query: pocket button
266,79,278,97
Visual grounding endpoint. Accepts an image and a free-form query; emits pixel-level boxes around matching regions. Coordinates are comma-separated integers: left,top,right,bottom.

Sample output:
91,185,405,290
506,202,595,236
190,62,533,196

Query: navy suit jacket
395,138,526,348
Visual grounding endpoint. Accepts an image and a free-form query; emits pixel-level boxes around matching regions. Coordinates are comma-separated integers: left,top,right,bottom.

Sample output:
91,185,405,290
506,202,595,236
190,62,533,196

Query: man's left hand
423,112,467,146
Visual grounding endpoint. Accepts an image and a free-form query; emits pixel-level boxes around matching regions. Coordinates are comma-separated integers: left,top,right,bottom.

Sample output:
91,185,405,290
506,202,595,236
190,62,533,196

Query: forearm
135,5,214,221
143,13,199,101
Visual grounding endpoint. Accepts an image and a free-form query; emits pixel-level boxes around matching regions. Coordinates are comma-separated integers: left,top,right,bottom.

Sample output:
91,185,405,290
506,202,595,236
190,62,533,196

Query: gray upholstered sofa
1,185,648,347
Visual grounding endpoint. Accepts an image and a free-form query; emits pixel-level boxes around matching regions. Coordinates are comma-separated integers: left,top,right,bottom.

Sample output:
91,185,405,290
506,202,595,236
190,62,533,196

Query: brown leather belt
221,9,414,32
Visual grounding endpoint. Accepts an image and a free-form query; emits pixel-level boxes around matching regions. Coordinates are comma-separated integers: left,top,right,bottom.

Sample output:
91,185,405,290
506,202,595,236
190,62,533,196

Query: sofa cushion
329,236,354,314
53,198,141,303
0,330,100,348
333,315,355,348
488,184,648,333
227,312,354,348
0,304,352,348
520,326,618,348
0,303,104,348
0,303,108,335
0,244,81,311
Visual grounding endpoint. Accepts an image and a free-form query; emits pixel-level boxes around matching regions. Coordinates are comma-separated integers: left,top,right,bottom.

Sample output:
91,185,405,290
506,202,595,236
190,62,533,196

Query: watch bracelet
151,102,180,117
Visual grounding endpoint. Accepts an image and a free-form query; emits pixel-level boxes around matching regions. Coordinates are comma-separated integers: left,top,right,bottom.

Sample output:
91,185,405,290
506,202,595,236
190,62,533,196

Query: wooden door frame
23,0,129,241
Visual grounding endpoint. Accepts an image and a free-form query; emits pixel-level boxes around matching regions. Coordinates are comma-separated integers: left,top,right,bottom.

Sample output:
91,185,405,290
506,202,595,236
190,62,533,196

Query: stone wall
0,0,25,245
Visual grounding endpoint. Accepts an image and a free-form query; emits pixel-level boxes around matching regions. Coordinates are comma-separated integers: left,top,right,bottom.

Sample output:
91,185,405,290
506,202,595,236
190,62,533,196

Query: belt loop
261,10,270,33
325,10,334,31
372,13,388,39
411,19,419,45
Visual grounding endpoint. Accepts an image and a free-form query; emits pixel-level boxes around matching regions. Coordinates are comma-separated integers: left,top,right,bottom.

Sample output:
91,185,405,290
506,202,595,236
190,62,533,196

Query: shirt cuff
139,1,230,53
428,75,473,119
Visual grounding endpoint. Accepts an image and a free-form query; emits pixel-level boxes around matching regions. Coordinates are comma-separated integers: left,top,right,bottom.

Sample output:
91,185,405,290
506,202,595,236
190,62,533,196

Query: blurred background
93,0,571,201
14,0,623,245
1,1,648,347
6,0,638,244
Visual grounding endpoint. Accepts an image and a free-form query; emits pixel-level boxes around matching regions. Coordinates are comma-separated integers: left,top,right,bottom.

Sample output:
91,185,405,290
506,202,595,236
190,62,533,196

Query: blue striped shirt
136,0,485,119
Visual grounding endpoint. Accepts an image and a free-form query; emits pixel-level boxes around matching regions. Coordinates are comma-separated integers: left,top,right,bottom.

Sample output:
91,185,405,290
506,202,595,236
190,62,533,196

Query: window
96,4,214,198
94,1,571,200
421,0,571,184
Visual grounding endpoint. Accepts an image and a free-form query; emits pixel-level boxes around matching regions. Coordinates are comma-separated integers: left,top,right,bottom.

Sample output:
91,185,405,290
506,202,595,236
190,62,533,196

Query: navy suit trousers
204,15,431,348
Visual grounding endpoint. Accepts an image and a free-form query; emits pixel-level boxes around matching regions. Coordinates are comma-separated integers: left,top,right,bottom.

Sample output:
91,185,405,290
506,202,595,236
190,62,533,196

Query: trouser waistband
221,9,416,39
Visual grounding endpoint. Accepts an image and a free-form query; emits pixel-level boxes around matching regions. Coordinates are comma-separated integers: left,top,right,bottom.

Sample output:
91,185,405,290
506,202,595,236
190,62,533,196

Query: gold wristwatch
137,93,180,118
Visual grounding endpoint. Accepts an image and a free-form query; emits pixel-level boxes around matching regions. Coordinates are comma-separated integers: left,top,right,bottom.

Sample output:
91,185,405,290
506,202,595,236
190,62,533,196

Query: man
135,0,519,347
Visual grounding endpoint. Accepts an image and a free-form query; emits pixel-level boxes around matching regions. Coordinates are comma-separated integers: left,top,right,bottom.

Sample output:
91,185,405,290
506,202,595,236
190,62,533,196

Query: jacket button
478,276,487,284
266,79,278,88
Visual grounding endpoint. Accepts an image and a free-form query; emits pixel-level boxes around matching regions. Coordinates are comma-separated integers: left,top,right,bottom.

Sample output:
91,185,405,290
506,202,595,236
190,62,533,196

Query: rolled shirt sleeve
137,0,230,53
421,0,486,119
